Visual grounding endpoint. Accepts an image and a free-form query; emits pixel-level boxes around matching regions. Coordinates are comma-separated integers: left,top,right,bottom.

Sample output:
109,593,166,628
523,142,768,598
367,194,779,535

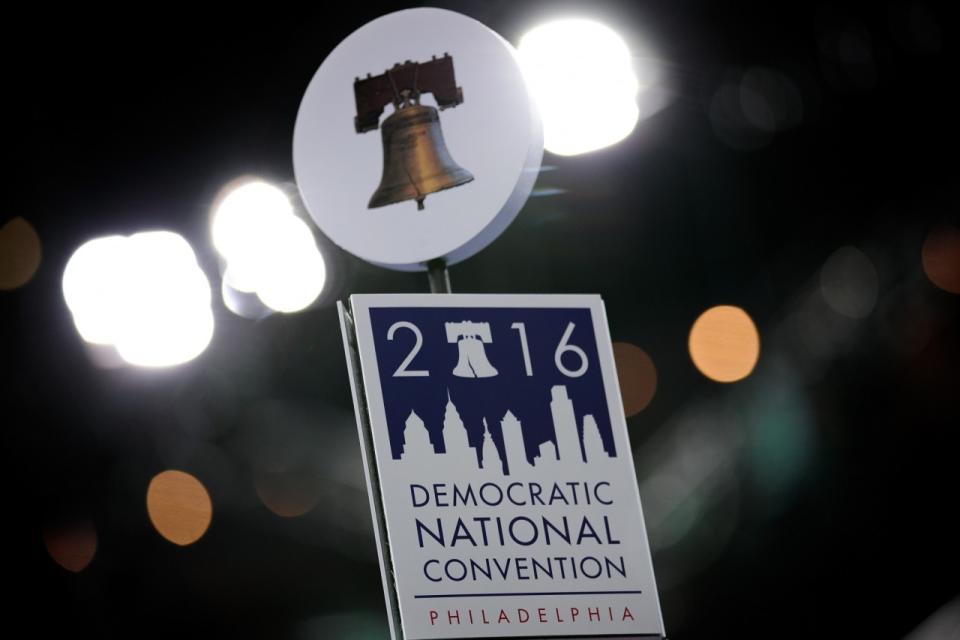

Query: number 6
555,322,588,377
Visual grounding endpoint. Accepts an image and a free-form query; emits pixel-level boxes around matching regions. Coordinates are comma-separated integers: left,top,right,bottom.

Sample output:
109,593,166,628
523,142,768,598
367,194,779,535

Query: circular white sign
293,8,542,271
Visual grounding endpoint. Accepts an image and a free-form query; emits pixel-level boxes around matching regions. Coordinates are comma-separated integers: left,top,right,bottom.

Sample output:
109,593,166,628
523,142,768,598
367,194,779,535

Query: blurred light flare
211,180,293,259
820,245,879,318
710,67,803,150
211,179,326,313
62,232,214,366
255,467,321,518
0,216,42,290
43,520,97,573
922,224,960,294
746,377,814,502
640,473,702,551
612,342,657,416
146,469,213,546
688,305,761,383
62,235,128,344
221,276,271,320
518,19,644,156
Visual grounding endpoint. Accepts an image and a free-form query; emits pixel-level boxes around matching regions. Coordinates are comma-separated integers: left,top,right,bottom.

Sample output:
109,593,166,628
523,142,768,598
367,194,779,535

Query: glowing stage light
62,235,129,345
211,180,293,261
62,231,214,367
688,305,761,383
211,179,326,314
253,216,327,313
518,19,641,156
146,470,213,546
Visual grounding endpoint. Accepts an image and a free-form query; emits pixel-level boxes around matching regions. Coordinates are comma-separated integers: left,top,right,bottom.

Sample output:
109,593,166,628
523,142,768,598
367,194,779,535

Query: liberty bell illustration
353,54,474,210
445,321,498,378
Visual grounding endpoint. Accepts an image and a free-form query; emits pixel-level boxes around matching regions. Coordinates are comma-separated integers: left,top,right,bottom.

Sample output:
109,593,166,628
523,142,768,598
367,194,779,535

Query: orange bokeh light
922,225,960,294
0,217,42,290
612,342,657,417
146,470,213,546
43,521,97,573
255,468,321,518
688,305,760,383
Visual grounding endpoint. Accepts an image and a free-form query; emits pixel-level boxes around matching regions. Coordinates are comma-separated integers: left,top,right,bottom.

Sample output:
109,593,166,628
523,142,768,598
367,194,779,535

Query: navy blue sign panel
370,307,616,475
341,294,664,640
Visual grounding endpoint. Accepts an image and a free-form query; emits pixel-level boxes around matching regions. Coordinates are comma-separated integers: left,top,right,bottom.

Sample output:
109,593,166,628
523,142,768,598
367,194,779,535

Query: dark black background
3,1,958,638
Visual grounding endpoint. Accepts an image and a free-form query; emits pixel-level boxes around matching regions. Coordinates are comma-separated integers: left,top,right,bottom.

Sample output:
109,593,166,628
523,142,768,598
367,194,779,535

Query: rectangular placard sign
339,294,664,640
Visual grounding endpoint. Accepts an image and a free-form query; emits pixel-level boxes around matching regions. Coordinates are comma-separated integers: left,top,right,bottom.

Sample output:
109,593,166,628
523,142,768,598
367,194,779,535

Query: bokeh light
817,22,878,91
820,245,879,318
612,342,657,416
146,470,213,546
62,232,214,367
212,180,294,262
688,305,761,383
211,180,326,313
746,379,814,501
43,520,97,572
255,468,321,518
518,19,641,156
921,225,960,294
0,217,42,290
710,67,803,150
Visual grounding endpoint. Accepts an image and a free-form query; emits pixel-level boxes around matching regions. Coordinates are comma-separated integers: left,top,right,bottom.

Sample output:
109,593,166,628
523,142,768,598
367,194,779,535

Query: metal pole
426,257,452,293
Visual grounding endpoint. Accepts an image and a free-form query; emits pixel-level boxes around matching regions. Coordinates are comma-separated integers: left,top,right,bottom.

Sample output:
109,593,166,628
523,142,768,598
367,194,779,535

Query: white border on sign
345,294,665,640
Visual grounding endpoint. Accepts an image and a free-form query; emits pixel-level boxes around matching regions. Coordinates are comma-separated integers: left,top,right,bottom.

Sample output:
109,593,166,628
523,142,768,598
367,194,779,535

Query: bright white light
211,181,293,261
62,235,129,344
211,179,326,314
62,231,214,367
253,215,327,313
519,19,641,156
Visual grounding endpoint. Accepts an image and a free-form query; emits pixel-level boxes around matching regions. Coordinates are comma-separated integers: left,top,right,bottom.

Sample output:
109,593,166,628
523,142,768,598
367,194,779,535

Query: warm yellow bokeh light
146,470,213,546
43,521,97,572
0,217,42,290
922,225,960,294
688,305,760,383
612,342,657,417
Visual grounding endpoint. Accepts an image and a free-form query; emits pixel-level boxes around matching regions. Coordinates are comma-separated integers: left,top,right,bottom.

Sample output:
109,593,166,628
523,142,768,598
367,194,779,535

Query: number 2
387,321,429,377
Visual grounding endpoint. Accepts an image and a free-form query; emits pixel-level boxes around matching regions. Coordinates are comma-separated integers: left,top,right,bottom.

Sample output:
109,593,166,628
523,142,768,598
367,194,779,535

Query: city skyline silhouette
396,384,615,475
370,307,619,473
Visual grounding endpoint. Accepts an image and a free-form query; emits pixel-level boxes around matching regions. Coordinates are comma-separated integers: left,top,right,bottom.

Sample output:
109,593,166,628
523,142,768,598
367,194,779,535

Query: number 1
511,322,534,376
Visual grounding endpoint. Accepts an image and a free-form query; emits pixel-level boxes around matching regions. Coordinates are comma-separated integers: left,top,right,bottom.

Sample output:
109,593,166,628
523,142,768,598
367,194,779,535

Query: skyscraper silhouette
479,418,501,474
500,410,528,475
401,411,435,461
441,389,472,459
550,386,584,463
582,414,609,463
533,440,560,469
